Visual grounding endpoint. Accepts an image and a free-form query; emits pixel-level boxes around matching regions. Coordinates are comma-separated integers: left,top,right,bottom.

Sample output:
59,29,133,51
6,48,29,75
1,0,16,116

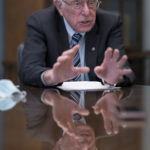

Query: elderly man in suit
19,0,135,87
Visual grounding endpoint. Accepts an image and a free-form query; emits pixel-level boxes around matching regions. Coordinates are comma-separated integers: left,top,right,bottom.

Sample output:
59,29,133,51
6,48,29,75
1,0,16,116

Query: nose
81,3,90,16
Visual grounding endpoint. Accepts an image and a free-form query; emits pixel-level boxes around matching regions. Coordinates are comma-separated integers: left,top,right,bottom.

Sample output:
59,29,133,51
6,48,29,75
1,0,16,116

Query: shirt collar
63,17,85,43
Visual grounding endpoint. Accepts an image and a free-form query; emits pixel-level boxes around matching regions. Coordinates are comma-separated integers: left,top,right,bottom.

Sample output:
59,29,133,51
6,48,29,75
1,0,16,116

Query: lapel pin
91,47,95,51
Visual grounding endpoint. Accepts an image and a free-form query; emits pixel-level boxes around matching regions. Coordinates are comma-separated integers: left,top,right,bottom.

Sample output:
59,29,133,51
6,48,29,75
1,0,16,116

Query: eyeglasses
62,0,101,10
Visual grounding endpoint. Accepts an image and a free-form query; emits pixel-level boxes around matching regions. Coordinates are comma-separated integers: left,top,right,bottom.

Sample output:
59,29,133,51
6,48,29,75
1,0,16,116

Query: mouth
80,20,91,25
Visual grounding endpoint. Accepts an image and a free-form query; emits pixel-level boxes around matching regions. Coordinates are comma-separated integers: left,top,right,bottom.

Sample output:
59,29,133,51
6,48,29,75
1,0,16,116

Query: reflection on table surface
0,85,150,150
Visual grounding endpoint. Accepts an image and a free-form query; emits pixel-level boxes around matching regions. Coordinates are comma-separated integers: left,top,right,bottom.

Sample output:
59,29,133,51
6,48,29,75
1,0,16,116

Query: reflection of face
75,123,95,149
54,0,96,32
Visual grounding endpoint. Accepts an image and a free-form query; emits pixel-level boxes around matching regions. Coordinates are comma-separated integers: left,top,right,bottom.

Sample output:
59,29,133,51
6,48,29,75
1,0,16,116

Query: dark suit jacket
19,5,135,87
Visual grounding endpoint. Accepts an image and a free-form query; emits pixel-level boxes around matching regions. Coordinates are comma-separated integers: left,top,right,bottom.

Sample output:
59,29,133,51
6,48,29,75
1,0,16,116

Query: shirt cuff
101,78,117,87
41,89,60,104
41,71,63,87
41,71,49,86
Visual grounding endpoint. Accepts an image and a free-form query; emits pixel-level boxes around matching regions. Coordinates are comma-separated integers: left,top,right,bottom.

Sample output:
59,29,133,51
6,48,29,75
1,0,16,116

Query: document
57,81,120,91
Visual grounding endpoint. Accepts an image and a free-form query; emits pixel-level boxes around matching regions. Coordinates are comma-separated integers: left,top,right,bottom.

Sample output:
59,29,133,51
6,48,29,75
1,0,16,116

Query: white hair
53,0,66,8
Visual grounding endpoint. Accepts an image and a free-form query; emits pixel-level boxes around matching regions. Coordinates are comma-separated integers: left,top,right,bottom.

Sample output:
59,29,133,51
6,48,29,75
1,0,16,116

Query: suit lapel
85,23,99,80
57,15,70,55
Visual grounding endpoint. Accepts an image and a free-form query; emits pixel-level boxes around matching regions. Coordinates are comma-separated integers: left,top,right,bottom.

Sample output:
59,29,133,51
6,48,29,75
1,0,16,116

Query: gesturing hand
44,45,90,85
94,47,132,85
43,90,89,137
92,91,121,135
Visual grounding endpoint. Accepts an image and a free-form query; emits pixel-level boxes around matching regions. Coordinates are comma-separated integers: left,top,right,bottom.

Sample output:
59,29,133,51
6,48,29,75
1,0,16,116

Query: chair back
18,43,24,69
17,43,24,85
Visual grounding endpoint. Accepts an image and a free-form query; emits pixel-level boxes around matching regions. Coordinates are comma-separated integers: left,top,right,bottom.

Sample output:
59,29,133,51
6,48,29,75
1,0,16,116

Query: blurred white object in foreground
0,79,26,111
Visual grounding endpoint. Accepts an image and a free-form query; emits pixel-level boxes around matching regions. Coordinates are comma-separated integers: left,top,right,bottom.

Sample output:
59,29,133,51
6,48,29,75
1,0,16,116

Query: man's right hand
43,45,90,85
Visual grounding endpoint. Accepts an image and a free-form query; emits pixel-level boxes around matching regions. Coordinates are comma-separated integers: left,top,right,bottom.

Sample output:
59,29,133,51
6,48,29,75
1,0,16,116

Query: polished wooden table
0,85,150,150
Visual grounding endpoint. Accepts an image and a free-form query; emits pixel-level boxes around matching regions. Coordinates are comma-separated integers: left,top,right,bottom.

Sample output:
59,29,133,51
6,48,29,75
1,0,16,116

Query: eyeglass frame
61,0,101,10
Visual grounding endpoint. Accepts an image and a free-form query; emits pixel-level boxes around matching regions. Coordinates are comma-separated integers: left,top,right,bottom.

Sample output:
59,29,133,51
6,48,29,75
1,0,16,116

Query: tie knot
72,33,82,46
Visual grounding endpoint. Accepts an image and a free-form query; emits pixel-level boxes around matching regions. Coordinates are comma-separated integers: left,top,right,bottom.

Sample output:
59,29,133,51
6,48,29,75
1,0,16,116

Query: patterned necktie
70,33,82,109
72,91,86,121
72,33,82,81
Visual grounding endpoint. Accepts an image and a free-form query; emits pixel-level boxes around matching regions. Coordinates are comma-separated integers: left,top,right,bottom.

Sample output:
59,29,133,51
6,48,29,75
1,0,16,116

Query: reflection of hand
53,122,96,150
43,90,89,137
92,91,121,135
94,47,132,85
43,45,90,85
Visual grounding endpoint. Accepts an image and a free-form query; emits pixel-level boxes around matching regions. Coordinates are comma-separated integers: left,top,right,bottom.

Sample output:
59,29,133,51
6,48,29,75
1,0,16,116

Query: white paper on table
57,81,120,91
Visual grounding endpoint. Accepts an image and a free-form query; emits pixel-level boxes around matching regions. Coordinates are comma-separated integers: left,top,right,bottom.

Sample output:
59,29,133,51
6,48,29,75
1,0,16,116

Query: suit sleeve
19,14,49,87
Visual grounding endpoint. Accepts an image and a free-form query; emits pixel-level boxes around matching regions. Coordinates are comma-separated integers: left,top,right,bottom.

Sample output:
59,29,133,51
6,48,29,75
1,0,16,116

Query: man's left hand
94,47,132,85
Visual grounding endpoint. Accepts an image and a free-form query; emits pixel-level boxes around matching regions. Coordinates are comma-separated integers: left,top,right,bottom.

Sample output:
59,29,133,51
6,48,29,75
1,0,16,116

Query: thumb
94,66,104,74
92,105,101,115
74,107,90,116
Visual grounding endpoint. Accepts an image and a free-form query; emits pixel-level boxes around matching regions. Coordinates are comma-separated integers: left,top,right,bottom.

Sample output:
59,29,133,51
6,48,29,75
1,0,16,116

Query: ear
54,0,64,16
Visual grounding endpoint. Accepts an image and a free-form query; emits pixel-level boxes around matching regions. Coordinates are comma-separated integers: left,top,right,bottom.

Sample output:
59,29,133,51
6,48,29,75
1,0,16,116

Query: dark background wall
0,0,5,78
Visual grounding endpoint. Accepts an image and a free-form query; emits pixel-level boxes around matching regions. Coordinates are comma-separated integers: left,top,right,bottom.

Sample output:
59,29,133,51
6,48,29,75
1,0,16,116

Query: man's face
54,0,96,33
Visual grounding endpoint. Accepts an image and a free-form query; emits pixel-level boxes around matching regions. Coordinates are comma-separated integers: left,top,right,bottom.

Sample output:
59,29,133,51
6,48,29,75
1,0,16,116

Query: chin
77,27,93,33
78,23,95,33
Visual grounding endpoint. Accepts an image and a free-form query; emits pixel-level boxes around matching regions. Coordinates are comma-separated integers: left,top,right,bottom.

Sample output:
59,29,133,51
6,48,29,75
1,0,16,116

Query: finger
120,68,132,75
62,44,79,55
104,118,112,135
94,109,101,115
66,121,76,134
112,121,119,134
57,55,70,63
104,47,113,61
60,122,76,137
112,49,120,61
54,119,68,130
101,111,113,135
94,66,103,74
120,121,127,128
62,45,80,57
118,55,128,68
74,67,90,74
74,107,90,116
92,105,101,115
94,66,104,78
53,62,61,69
